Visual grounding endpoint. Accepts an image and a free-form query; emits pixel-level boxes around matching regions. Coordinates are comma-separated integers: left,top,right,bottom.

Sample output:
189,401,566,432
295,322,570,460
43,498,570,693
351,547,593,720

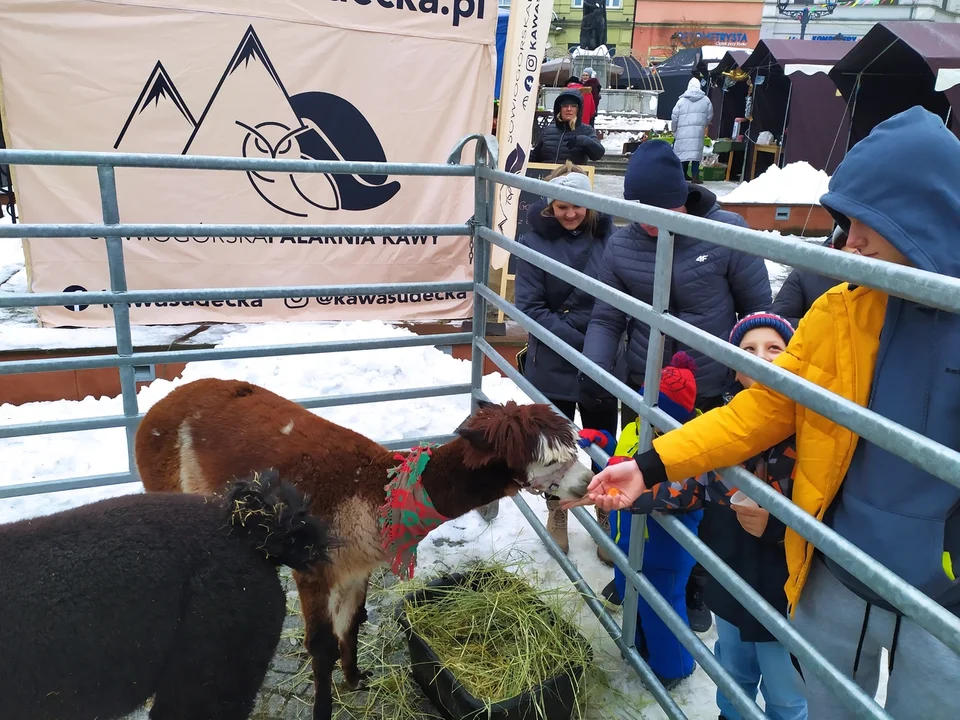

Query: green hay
403,565,592,709
260,556,655,720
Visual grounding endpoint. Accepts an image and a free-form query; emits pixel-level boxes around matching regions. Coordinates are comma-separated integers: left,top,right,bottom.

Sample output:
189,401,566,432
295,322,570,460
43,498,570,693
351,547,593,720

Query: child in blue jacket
580,352,706,688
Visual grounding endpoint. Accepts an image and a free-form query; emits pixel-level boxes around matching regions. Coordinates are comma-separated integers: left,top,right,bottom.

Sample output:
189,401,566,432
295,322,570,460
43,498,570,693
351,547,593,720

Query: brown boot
546,499,569,554
595,508,615,566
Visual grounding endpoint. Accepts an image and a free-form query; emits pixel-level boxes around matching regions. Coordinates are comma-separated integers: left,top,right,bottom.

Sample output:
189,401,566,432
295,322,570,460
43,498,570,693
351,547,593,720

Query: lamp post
775,1,838,40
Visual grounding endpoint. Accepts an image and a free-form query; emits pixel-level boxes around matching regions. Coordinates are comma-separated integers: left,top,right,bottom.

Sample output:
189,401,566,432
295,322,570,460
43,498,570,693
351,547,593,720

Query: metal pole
621,229,675,652
779,74,794,168
97,165,140,481
846,75,861,154
800,8,809,40
471,139,497,522
470,142,492,410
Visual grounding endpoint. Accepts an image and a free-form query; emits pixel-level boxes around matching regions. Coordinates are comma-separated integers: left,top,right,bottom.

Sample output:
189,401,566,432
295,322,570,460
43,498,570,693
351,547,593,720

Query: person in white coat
671,77,714,184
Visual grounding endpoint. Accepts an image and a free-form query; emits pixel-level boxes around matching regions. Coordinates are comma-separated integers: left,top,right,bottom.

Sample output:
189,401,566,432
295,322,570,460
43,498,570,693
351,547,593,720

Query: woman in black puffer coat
530,90,605,165
514,162,617,564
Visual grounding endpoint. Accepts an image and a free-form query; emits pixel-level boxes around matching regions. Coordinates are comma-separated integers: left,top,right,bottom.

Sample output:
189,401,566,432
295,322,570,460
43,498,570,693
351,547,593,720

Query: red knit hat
642,351,698,423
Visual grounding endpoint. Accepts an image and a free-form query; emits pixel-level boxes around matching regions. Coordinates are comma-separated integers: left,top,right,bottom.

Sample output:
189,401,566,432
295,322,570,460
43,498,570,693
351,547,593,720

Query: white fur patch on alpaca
537,429,577,466
280,420,295,435
177,422,206,494
327,574,368,641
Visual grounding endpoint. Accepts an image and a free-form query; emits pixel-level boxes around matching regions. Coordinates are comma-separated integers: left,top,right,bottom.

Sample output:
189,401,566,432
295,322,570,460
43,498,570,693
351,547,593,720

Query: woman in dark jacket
772,226,857,327
529,90,605,165
515,162,617,563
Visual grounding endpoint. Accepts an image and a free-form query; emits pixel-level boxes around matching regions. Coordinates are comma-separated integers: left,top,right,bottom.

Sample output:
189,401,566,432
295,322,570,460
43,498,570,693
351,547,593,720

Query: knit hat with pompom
642,351,698,423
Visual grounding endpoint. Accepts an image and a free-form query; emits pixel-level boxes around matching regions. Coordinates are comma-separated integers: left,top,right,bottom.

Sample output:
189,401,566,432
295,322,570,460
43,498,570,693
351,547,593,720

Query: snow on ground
722,162,831,205
594,113,669,134
1,319,724,718
601,131,637,155
0,227,238,350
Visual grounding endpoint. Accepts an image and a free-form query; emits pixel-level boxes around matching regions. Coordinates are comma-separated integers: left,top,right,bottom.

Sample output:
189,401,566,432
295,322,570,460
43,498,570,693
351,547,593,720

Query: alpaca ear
456,426,492,452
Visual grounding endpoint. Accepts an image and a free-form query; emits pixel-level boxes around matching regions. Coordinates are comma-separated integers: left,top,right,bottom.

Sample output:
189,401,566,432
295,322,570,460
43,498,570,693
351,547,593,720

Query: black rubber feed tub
395,570,592,720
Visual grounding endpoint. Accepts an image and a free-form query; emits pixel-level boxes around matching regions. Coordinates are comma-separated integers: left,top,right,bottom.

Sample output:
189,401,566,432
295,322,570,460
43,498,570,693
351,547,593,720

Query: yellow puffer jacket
652,282,888,612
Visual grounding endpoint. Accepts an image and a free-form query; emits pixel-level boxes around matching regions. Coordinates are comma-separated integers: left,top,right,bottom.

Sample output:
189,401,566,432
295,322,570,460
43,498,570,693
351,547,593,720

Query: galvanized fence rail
1,137,958,719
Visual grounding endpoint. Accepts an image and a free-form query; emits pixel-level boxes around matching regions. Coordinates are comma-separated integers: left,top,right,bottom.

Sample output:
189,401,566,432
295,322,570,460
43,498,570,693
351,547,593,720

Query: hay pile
402,566,592,708
261,557,650,720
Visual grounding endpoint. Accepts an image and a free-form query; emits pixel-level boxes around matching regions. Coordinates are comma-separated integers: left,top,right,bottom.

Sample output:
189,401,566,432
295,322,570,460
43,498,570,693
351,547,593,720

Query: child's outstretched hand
586,460,646,511
578,428,615,450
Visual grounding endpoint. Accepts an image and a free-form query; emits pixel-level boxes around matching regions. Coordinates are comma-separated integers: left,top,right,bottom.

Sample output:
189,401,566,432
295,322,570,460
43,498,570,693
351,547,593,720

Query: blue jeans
714,616,808,720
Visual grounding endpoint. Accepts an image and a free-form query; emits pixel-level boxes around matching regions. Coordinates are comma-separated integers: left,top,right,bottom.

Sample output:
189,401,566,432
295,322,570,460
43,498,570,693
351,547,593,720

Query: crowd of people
506,104,960,719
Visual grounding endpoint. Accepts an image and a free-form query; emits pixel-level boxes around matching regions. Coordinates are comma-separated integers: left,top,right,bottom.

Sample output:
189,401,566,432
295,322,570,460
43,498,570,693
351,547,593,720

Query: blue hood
821,107,960,611
821,106,960,279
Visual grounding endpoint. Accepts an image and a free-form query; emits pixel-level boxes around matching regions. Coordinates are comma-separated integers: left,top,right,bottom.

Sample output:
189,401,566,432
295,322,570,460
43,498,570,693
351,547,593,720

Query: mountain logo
62,285,90,312
114,26,400,216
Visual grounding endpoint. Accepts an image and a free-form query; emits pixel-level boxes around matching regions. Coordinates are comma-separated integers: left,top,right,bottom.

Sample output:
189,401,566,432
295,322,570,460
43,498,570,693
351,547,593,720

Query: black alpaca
0,470,333,720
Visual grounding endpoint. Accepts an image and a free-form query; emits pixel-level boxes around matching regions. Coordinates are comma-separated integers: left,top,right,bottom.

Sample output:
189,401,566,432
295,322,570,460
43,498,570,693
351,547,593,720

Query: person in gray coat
580,139,771,632
671,77,714,184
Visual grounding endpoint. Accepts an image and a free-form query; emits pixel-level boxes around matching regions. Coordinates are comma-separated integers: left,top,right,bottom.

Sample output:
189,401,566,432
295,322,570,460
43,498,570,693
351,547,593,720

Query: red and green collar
378,443,449,579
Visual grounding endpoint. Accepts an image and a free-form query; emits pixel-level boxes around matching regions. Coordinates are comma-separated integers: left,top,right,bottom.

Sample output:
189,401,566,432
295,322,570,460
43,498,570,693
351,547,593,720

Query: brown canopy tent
829,22,960,150
709,49,752,139
741,39,855,174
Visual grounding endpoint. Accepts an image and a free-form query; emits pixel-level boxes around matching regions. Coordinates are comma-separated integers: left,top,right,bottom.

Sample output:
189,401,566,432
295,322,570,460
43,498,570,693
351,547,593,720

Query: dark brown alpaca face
456,401,593,500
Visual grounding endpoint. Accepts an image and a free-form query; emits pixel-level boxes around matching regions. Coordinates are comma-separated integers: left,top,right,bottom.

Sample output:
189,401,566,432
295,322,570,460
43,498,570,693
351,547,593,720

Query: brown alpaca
135,378,592,720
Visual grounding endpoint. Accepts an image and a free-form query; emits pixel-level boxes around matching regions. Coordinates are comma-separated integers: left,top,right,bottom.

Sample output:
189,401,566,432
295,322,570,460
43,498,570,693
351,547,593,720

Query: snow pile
0,321,533,522
593,113,668,134
721,161,830,205
600,131,636,155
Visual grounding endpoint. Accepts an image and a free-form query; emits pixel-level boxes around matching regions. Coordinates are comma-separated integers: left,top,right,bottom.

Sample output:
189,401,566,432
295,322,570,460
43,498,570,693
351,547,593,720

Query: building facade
760,0,960,42
498,0,637,56
632,0,765,63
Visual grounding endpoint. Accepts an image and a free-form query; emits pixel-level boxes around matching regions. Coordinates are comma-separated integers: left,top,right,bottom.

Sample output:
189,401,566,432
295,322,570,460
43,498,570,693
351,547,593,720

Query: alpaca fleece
135,379,590,720
0,475,331,720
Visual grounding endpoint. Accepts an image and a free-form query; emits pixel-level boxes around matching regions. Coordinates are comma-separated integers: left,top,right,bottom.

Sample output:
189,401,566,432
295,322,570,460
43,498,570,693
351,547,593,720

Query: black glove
564,136,582,149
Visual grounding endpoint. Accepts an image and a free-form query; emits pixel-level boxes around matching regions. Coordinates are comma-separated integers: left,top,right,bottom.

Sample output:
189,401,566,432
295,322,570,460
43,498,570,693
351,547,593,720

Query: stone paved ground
250,569,442,720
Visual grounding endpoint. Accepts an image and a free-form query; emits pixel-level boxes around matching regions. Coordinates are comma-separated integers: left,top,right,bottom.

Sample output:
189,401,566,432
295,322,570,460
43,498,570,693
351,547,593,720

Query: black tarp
709,50,751,138
829,22,960,149
612,55,656,90
653,48,705,121
741,40,855,174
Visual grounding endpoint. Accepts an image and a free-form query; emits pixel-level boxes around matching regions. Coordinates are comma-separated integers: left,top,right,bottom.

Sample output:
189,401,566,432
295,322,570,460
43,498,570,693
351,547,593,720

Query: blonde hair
540,161,599,235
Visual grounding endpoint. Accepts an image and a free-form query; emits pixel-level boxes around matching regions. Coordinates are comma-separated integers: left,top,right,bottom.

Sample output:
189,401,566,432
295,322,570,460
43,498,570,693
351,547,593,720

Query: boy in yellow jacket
585,107,960,719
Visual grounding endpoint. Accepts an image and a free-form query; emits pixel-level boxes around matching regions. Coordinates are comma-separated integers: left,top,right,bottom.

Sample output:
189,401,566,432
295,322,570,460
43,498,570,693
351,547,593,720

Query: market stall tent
709,49,751,139
829,22,960,149
741,39,855,174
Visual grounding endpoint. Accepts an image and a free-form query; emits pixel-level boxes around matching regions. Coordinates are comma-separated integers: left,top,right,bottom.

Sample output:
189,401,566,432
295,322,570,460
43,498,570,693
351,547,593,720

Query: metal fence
2,136,960,719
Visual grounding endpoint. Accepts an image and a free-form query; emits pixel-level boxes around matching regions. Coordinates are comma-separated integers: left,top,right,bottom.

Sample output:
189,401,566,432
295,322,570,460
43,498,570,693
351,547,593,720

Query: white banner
0,0,495,326
491,0,554,269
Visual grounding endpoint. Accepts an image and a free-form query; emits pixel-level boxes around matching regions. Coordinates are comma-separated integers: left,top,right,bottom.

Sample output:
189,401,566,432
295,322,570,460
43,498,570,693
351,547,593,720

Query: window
498,0,510,7
570,0,623,8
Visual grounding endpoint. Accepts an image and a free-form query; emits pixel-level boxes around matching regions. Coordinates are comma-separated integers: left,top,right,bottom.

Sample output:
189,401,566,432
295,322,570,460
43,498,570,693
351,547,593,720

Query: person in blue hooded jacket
584,106,960,719
510,162,619,562
581,139,771,633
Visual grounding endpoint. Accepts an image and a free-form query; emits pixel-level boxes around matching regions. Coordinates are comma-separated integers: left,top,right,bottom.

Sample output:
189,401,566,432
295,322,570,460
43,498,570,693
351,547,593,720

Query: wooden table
751,143,781,180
